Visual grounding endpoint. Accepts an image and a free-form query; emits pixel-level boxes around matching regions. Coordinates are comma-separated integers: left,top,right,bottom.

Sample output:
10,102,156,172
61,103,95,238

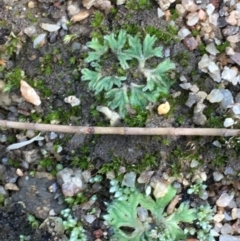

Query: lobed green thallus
81,30,175,117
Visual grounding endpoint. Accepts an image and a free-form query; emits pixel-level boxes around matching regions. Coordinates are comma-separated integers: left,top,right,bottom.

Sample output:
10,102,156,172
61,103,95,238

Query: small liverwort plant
61,208,87,241
104,177,216,241
81,30,175,117
104,182,196,241
187,179,208,200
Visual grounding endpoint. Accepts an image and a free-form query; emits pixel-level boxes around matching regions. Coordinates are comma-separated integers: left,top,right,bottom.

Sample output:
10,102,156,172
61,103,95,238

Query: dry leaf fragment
71,10,90,22
166,194,181,215
20,80,41,106
0,59,6,66
165,10,171,21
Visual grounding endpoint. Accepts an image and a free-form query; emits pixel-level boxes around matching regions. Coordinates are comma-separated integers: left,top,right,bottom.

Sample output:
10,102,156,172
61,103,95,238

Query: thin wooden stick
0,120,240,136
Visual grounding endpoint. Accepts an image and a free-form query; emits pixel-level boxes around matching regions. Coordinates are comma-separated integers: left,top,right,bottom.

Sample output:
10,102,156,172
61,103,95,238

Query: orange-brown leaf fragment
0,59,6,66
71,10,90,22
20,80,41,106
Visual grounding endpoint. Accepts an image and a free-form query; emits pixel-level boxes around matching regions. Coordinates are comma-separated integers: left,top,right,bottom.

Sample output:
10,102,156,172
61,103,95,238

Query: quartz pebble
231,208,240,219
152,181,168,199
183,37,198,50
206,3,215,15
190,159,199,168
33,33,46,48
220,89,234,109
232,105,240,114
213,140,222,148
67,3,80,16
178,27,191,40
193,112,207,125
194,101,206,113
206,43,220,55
186,12,199,26
175,4,186,15
213,171,224,181
185,93,200,107
216,193,234,207
226,11,238,25
157,0,176,11
28,1,35,8
4,183,19,191
223,118,234,127
214,213,225,222
64,95,80,107
221,67,238,81
227,34,240,43
219,235,240,241
207,89,224,103
122,172,136,188
137,207,149,222
96,106,121,126
157,8,165,18
180,82,192,90
50,132,57,140
56,168,87,197
221,223,232,235
41,23,60,32
182,0,198,12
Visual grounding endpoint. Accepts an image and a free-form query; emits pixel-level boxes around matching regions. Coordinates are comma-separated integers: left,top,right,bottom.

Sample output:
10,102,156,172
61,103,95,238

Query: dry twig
0,120,240,136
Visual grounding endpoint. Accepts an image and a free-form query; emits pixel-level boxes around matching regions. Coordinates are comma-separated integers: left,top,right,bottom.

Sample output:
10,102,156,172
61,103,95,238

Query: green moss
216,41,230,53
0,20,8,28
6,135,15,143
43,110,60,123
32,79,52,97
124,109,148,127
212,153,227,167
44,65,52,75
169,8,179,20
191,28,200,37
145,25,179,45
26,11,38,23
0,194,5,206
91,11,104,28
122,23,141,36
39,158,53,168
3,67,23,92
8,159,20,168
173,51,190,67
90,31,104,41
135,154,158,173
99,153,157,177
175,115,185,125
204,106,223,128
168,145,202,176
30,113,42,122
69,56,76,65
71,156,93,170
125,0,154,10
161,138,171,146
198,43,207,55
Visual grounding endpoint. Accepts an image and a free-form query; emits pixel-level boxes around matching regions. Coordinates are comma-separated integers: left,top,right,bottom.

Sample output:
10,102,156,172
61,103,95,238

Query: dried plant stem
0,120,240,136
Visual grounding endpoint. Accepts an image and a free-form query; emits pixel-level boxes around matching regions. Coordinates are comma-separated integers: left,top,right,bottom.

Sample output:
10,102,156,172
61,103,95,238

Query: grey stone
222,26,239,37
10,172,66,219
218,17,228,28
